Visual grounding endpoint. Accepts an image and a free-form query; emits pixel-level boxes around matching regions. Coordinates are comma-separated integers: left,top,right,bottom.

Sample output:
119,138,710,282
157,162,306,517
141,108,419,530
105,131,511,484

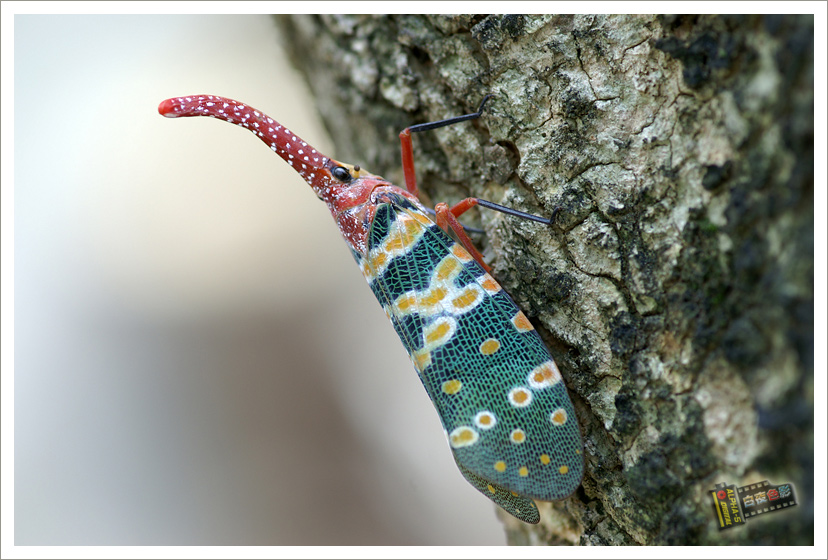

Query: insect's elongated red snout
158,94,404,255
158,95,339,192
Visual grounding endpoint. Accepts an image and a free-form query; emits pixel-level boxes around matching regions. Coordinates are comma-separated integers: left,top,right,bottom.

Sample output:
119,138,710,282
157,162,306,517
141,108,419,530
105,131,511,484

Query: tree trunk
274,14,813,545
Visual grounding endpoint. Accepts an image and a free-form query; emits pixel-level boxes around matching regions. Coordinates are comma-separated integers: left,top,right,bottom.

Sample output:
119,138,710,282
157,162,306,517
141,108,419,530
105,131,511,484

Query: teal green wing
357,195,582,522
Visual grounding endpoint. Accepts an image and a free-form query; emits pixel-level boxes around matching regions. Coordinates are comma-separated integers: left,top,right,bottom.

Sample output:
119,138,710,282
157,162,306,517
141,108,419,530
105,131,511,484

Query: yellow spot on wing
434,257,461,281
412,318,456,372
412,349,432,370
393,293,417,314
512,311,534,332
425,319,453,345
402,216,426,239
449,426,479,448
550,408,568,426
559,465,569,475
494,461,507,472
421,286,448,307
540,454,551,465
450,285,483,313
518,466,529,477
442,379,462,395
372,251,388,270
479,274,501,294
528,360,562,389
450,243,473,262
508,387,533,408
474,411,496,429
510,429,526,444
385,234,406,253
479,338,501,355
410,209,433,226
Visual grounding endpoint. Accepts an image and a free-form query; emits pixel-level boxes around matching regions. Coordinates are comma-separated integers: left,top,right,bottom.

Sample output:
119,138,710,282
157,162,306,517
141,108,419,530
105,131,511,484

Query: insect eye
331,166,351,182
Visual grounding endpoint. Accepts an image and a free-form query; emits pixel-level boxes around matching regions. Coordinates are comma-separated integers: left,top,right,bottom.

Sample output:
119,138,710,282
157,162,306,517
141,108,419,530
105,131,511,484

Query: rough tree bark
274,14,813,545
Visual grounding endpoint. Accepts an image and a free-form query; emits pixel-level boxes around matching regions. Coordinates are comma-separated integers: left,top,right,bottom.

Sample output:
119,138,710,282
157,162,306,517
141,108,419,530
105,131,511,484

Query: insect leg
475,199,563,226
435,201,491,272
402,95,560,269
398,94,493,197
435,197,563,271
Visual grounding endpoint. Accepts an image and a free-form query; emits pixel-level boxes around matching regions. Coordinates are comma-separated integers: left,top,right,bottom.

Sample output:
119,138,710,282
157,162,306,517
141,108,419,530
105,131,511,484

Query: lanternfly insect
158,94,583,523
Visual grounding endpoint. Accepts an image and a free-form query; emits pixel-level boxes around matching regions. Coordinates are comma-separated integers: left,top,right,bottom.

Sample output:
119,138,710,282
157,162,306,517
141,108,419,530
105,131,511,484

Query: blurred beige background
14,14,507,545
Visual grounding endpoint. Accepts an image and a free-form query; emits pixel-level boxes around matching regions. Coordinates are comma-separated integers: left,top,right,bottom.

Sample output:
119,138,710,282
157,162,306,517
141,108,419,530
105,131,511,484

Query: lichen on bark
275,14,813,545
